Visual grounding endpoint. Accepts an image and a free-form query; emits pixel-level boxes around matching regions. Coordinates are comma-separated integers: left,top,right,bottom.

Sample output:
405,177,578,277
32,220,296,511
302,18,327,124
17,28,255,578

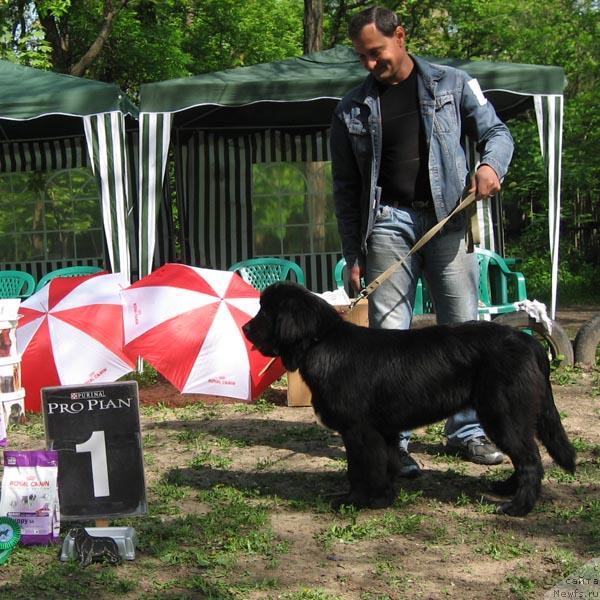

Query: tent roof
139,45,566,128
0,60,138,142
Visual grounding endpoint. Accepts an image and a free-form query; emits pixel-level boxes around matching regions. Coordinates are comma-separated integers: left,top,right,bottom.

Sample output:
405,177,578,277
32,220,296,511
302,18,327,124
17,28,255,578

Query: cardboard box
286,299,369,407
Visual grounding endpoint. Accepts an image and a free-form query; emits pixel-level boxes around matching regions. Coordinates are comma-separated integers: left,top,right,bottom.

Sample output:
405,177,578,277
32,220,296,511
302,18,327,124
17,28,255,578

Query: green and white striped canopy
0,60,138,280
139,46,566,314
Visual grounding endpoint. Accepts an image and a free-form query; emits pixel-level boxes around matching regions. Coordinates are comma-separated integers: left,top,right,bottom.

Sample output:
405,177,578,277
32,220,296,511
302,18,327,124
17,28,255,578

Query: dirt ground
555,306,600,339
126,305,599,599
3,306,599,599
134,367,599,599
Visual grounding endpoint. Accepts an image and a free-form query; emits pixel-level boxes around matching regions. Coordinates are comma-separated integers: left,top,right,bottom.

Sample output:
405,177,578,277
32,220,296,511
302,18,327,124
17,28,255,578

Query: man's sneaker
398,449,422,478
446,435,505,465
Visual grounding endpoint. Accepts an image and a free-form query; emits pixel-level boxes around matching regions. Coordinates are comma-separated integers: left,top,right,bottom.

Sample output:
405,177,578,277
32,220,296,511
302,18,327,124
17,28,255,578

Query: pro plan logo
47,390,133,415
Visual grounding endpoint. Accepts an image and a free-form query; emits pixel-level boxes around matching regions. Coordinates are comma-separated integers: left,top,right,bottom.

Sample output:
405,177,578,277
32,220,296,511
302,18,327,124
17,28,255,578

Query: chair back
35,266,104,292
334,258,346,290
0,270,36,299
475,247,527,308
228,258,305,291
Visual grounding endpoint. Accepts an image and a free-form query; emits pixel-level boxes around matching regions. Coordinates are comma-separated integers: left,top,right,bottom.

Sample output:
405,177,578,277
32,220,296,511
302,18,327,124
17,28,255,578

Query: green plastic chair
414,248,527,317
228,258,305,291
35,266,104,292
334,257,367,295
334,258,347,290
0,270,36,299
476,247,527,316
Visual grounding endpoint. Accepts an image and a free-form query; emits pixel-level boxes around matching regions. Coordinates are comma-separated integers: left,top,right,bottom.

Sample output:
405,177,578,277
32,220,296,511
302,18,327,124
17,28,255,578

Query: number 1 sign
42,382,146,520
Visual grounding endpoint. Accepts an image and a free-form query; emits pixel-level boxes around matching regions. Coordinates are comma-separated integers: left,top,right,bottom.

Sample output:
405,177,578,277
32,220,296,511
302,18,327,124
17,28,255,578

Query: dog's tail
536,352,576,473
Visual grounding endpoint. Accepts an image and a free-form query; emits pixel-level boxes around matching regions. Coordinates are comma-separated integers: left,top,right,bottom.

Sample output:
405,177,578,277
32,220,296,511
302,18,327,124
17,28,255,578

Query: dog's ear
274,308,314,371
272,286,339,371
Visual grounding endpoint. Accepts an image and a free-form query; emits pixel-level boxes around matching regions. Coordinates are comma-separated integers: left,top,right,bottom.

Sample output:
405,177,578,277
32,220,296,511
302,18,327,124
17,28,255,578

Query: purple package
0,450,60,544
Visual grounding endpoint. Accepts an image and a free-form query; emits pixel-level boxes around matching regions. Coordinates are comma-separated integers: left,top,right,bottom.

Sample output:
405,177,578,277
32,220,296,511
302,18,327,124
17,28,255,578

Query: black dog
69,525,122,567
243,281,576,516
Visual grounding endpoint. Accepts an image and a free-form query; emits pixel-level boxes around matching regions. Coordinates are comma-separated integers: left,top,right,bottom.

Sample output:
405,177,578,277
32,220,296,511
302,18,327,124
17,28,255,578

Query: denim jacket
330,55,514,268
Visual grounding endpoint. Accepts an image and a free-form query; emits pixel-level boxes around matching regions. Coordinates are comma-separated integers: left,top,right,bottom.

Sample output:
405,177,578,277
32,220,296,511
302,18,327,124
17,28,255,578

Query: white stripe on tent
110,112,130,277
83,112,132,279
554,96,564,320
534,94,563,319
466,137,498,252
138,112,172,277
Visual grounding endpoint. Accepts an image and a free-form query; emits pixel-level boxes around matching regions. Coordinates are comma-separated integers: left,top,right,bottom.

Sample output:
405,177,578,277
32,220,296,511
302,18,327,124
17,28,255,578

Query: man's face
352,23,408,84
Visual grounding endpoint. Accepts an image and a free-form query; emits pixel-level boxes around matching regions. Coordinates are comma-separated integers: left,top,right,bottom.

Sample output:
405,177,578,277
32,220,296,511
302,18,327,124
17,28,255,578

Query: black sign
42,381,146,520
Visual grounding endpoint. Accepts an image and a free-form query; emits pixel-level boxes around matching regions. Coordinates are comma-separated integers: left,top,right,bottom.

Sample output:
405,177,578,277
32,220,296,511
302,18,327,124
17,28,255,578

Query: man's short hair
348,6,399,39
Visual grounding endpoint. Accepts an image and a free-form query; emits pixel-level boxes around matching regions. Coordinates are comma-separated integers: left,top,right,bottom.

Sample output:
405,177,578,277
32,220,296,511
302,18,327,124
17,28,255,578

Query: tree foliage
1,0,599,298
2,0,303,95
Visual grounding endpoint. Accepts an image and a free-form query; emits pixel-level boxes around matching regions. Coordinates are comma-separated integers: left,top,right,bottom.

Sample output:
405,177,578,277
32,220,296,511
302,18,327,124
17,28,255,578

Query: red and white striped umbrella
16,273,135,412
122,264,284,401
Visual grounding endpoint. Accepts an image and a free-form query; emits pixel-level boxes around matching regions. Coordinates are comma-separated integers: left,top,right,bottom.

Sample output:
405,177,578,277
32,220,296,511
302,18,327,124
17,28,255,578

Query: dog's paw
330,490,395,511
330,493,358,511
368,495,395,509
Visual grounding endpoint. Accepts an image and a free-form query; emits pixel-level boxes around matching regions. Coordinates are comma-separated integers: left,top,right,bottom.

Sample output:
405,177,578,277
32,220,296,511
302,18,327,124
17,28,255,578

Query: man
330,6,514,476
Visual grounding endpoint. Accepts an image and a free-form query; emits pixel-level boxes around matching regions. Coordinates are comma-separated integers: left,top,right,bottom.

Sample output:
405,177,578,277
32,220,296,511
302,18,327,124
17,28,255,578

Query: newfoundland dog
243,281,576,516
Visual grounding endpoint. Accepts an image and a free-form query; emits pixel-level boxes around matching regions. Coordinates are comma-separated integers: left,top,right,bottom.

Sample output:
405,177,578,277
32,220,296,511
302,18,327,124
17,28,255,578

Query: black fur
243,281,576,516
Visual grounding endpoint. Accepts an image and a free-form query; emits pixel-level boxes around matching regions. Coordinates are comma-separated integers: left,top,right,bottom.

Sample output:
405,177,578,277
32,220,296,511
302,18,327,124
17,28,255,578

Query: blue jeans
366,204,484,449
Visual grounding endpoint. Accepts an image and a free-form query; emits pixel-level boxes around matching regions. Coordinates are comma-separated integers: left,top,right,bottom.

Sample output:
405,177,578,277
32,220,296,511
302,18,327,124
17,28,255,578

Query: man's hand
349,262,363,292
470,164,501,199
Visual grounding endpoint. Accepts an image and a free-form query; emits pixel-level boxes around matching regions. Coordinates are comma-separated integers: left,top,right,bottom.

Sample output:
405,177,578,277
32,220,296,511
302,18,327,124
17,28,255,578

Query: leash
346,191,477,313
256,190,477,378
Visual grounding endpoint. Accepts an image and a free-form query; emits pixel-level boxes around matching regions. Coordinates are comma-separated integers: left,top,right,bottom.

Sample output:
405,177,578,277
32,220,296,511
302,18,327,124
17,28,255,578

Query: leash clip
347,288,367,313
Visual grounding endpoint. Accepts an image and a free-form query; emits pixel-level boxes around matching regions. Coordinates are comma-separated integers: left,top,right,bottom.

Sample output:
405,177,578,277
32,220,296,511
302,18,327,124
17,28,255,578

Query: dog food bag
0,450,60,544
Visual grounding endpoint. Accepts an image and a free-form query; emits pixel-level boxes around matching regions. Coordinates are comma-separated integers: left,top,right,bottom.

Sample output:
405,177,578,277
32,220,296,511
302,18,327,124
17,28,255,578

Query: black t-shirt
377,68,432,205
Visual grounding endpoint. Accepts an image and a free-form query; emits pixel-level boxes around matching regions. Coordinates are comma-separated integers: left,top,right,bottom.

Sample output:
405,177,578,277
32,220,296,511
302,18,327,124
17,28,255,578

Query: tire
574,312,600,367
493,311,574,368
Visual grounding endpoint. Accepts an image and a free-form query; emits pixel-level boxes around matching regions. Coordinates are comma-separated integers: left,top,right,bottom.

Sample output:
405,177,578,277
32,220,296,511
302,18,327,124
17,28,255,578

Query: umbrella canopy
122,263,284,401
16,273,135,412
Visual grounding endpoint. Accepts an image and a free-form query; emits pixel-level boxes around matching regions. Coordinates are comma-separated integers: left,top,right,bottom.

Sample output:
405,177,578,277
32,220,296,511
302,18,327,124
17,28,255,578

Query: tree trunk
70,0,129,76
303,0,323,54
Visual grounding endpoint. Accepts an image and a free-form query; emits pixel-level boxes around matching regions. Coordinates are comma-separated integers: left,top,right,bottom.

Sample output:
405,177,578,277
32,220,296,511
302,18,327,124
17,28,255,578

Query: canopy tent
0,60,138,281
138,45,566,316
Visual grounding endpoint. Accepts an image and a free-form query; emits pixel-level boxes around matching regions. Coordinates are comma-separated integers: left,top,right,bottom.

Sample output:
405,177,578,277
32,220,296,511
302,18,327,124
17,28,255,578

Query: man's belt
382,200,432,210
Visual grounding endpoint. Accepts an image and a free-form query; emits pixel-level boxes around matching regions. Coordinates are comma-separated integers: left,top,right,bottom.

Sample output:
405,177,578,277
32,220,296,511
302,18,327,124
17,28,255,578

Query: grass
316,511,424,549
1,373,599,600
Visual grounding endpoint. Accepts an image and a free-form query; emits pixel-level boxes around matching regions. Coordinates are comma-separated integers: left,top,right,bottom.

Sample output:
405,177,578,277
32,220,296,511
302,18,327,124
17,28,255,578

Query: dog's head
243,281,342,371
69,525,88,542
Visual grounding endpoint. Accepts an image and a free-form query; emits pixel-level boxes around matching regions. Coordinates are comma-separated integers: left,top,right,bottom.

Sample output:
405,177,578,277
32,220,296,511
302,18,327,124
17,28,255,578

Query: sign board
42,381,146,520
